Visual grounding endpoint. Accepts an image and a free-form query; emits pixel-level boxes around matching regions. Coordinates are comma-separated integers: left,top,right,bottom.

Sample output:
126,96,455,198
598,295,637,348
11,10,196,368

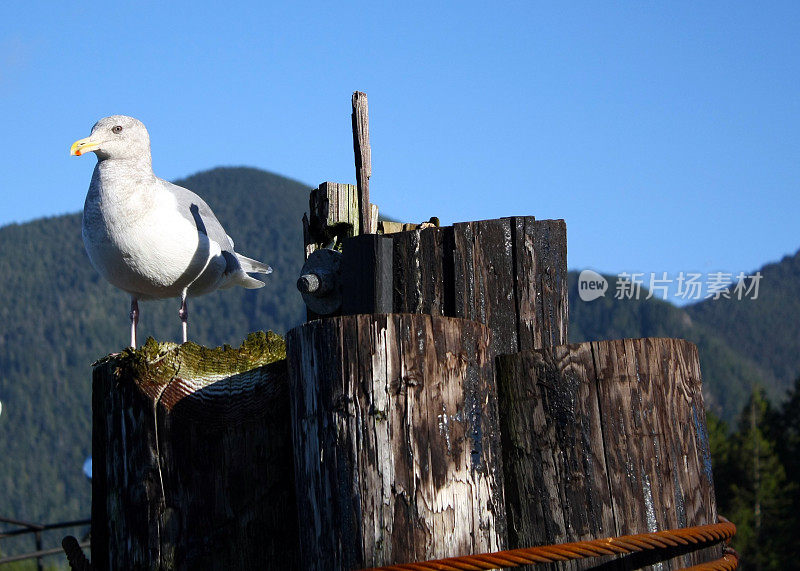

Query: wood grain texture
91,333,298,570
453,219,518,356
497,343,615,571
496,338,719,570
306,182,361,258
286,314,507,570
592,338,719,569
387,216,568,356
352,91,372,234
512,217,569,351
391,226,455,316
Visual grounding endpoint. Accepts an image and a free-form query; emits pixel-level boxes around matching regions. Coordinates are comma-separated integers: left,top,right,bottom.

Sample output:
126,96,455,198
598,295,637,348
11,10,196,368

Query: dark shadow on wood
586,541,716,570
92,357,299,570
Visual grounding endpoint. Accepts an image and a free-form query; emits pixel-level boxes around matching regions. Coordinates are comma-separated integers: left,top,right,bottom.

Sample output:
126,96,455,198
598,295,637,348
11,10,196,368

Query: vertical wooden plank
652,338,720,567
306,182,360,258
91,363,111,571
355,315,394,563
457,313,508,550
534,219,568,348
419,226,453,316
352,91,372,234
392,313,430,562
453,219,518,357
593,338,661,542
92,360,167,569
288,317,347,568
391,228,422,313
496,343,616,570
341,234,394,314
511,217,568,350
392,227,454,316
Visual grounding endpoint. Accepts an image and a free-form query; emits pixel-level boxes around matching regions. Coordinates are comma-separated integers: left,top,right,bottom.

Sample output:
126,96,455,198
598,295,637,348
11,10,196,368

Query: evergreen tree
706,410,736,515
727,388,795,570
770,376,800,562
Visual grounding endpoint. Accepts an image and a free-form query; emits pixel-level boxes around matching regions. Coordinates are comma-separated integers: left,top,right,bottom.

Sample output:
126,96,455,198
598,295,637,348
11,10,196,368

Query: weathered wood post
290,92,509,570
496,338,719,570
286,314,506,570
303,215,569,354
91,333,299,570
290,90,724,570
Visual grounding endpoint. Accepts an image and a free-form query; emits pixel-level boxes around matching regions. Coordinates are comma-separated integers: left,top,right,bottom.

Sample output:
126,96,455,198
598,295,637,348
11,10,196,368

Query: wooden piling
496,338,719,570
91,333,299,570
286,314,507,570
344,216,569,355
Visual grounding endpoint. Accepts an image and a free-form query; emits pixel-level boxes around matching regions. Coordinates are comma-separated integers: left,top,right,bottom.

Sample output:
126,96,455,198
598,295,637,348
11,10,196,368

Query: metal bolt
298,273,322,295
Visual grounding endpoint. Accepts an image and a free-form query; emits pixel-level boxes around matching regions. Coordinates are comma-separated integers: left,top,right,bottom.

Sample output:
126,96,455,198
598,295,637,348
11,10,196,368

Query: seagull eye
112,126,123,134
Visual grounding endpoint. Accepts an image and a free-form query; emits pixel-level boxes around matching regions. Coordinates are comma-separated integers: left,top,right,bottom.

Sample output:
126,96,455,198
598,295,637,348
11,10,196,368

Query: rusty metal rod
359,520,737,571
0,541,90,565
0,518,90,539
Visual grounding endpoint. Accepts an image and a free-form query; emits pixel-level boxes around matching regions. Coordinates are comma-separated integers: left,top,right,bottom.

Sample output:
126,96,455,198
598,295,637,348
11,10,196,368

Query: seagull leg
129,297,139,349
179,291,189,343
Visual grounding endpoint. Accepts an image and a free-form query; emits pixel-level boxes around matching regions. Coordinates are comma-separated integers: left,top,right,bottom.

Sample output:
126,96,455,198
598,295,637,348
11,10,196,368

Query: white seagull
71,115,271,348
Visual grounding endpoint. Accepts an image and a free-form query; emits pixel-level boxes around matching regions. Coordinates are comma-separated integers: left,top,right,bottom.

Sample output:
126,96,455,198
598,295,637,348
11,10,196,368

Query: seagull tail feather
239,274,266,289
224,272,265,290
236,253,273,275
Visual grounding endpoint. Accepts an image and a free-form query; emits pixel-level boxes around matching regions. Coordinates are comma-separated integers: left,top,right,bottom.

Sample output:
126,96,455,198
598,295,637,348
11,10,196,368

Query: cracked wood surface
388,216,568,356
496,338,718,570
286,314,507,570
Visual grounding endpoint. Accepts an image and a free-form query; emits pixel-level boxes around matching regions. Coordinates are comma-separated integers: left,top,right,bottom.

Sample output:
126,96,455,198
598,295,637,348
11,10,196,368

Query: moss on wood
94,331,286,392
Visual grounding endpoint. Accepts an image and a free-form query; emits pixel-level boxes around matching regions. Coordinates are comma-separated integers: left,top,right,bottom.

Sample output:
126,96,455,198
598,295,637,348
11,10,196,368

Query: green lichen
100,331,286,389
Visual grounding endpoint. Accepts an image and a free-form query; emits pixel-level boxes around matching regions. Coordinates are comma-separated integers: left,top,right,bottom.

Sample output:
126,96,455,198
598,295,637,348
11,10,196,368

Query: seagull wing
160,179,235,251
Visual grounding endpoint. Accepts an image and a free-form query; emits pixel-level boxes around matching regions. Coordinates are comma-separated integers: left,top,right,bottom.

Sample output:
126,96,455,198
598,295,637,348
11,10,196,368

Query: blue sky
1,2,798,281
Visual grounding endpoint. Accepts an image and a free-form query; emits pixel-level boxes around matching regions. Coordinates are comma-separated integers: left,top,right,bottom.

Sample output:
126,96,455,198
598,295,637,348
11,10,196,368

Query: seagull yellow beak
70,136,100,157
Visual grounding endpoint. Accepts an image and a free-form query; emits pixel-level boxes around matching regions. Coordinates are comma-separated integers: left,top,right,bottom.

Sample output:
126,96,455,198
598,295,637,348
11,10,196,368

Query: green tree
706,409,735,516
727,388,795,570
769,376,800,562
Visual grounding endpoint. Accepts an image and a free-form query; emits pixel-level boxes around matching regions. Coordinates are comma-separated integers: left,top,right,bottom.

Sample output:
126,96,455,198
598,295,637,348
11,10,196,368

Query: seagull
71,115,271,348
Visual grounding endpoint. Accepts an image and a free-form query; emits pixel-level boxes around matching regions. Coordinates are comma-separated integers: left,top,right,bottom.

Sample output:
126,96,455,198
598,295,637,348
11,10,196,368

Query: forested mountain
0,166,798,565
684,250,800,389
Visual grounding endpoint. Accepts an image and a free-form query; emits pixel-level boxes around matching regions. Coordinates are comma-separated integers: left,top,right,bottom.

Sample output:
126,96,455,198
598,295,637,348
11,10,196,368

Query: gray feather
161,179,234,250
237,254,273,274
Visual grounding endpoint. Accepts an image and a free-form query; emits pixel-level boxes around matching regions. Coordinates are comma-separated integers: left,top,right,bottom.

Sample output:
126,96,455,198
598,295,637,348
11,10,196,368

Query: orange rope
360,520,736,571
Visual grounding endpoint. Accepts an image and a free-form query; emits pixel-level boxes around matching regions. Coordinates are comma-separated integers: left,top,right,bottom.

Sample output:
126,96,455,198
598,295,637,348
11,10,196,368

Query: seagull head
71,115,151,163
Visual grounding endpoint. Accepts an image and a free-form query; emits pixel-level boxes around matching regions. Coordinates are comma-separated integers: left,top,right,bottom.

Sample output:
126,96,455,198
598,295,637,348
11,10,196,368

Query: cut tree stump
496,338,719,570
286,314,507,570
91,332,299,570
